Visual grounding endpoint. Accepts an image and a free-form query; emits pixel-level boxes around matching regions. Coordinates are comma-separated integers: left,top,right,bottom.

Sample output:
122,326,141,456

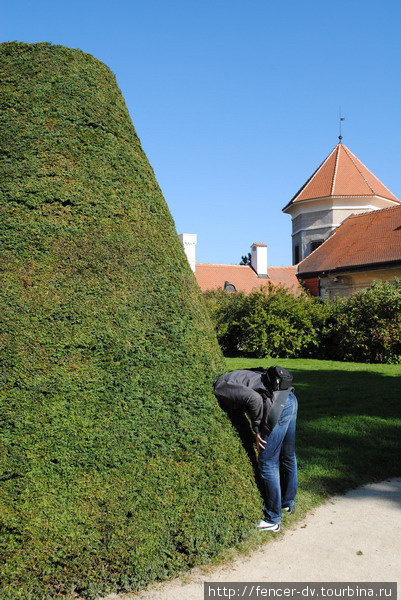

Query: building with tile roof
178,235,302,294
179,142,400,299
283,143,400,265
297,204,401,299
196,263,301,294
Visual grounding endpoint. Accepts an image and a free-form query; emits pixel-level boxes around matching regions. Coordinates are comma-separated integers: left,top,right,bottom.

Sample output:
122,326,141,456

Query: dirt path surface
104,478,401,600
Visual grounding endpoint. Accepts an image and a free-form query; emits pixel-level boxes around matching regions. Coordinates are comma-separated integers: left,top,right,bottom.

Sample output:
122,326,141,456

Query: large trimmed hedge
0,42,261,599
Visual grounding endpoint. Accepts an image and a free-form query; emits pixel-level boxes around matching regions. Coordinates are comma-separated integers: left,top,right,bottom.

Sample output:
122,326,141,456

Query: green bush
203,288,247,355
324,280,401,364
0,42,261,599
203,285,329,358
204,281,401,364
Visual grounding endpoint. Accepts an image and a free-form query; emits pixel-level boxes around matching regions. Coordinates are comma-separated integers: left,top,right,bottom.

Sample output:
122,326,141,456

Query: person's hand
255,433,267,451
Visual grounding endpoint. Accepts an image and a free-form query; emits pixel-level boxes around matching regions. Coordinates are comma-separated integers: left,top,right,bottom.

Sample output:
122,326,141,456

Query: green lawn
225,358,401,521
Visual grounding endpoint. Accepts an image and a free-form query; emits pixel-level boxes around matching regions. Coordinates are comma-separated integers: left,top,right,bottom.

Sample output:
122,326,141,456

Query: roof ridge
289,145,338,204
342,145,375,194
331,144,341,194
268,265,296,270
196,263,296,269
344,204,401,220
196,263,254,268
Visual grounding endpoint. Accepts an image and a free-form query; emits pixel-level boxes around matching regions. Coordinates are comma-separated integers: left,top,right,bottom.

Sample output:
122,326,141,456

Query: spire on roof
338,108,345,144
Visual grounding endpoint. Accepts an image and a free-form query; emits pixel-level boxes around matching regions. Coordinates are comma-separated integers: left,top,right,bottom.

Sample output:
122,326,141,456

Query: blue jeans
258,391,298,524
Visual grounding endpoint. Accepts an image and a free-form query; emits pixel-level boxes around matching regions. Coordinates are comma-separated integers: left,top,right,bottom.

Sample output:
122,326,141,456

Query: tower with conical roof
283,143,400,264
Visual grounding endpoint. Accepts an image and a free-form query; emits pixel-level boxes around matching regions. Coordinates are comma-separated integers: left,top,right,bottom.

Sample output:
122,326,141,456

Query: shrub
204,281,401,364
0,42,261,599
203,288,247,355
203,285,329,358
324,280,401,364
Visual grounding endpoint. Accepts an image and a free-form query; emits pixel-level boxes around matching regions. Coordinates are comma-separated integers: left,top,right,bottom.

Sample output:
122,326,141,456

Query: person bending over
214,366,298,533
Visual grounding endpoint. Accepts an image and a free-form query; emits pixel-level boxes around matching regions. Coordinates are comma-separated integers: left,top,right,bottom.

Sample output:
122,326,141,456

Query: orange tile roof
195,263,301,294
268,266,301,290
298,205,401,275
285,144,400,207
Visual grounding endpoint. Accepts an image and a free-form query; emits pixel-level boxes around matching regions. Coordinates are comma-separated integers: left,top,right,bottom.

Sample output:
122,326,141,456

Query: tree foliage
0,42,261,599
239,252,251,265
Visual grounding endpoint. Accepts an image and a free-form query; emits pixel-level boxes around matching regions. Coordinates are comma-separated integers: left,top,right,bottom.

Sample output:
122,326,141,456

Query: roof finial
338,106,345,143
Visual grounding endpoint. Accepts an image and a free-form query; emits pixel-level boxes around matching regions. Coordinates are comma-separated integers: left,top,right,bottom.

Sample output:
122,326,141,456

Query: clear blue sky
2,0,401,266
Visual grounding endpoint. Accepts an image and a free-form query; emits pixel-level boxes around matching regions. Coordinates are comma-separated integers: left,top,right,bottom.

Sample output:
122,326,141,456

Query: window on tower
311,239,324,252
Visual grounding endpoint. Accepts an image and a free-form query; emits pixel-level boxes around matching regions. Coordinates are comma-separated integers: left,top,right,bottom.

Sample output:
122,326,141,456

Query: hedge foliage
0,42,261,599
203,280,401,364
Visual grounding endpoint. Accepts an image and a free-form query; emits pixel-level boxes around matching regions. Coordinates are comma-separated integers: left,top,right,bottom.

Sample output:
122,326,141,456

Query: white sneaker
257,519,280,532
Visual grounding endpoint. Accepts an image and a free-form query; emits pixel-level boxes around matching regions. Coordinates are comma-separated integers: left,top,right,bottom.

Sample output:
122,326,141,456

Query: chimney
178,233,197,272
251,243,268,278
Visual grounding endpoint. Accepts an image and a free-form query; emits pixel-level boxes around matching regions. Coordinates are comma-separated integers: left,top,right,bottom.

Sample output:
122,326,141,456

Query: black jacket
213,368,293,436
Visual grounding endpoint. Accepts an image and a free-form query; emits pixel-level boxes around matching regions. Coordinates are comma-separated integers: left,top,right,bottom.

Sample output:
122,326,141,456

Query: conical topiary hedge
0,42,261,599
